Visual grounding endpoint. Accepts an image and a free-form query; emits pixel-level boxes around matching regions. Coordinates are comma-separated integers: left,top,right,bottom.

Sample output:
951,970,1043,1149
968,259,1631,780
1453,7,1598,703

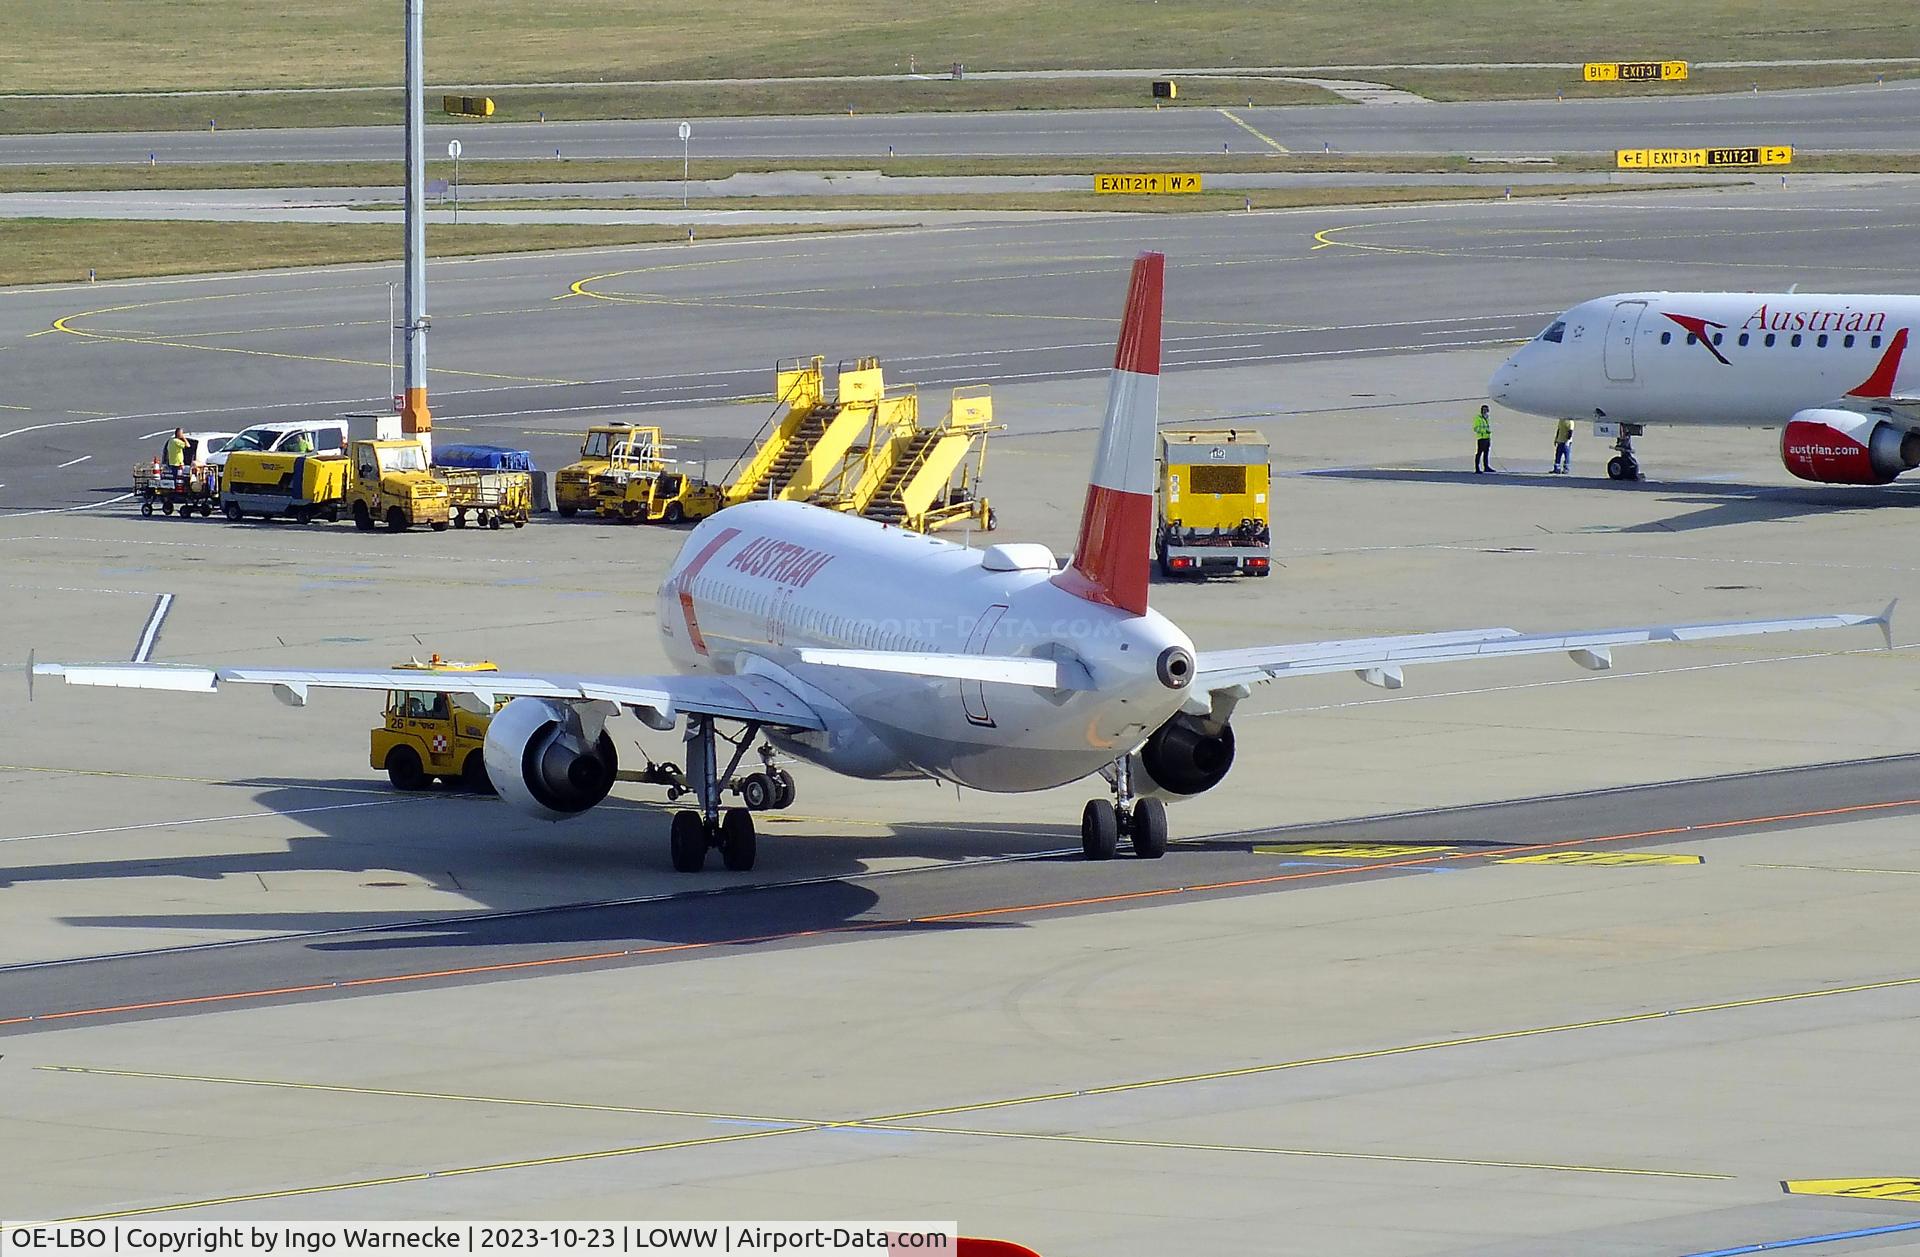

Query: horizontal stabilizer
795,648,1084,689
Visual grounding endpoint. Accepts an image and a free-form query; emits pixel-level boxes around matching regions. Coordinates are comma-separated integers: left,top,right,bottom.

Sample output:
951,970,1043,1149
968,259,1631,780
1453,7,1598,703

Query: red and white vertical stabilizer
1053,251,1163,616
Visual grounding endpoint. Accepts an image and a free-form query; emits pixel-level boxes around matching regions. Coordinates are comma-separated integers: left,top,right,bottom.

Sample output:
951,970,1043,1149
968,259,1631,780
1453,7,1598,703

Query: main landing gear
665,717,796,873
1606,424,1644,482
1081,756,1168,861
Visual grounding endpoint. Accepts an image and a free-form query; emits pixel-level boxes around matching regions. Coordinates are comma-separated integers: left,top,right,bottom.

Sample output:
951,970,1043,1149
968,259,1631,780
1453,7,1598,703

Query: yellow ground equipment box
602,468,727,525
346,439,450,532
556,423,658,516
439,469,532,529
1157,429,1271,578
221,451,347,524
370,656,504,791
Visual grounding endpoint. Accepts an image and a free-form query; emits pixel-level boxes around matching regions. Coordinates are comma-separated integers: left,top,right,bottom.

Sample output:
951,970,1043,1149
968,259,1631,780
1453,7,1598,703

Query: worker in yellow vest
163,428,188,468
1473,405,1493,473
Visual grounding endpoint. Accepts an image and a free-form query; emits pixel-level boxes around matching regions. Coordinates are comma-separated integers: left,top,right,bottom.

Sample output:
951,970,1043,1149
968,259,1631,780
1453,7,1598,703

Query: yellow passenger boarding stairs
856,385,997,533
721,357,998,533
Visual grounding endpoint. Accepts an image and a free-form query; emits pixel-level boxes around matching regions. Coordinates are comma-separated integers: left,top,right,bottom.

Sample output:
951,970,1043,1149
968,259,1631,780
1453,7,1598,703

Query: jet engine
1780,410,1920,485
1134,711,1236,798
483,697,618,821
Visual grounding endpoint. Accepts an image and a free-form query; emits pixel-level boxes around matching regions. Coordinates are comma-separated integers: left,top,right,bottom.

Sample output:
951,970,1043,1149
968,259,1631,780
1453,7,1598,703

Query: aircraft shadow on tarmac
16,780,1137,956
1307,466,1920,532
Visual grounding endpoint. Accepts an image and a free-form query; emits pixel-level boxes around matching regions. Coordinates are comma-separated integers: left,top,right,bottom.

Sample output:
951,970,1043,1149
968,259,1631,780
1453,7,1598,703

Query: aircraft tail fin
1053,251,1162,616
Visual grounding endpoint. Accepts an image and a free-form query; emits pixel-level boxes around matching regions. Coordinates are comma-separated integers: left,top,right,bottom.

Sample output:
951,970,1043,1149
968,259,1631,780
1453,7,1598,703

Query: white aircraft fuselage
656,499,1194,791
1492,292,1916,427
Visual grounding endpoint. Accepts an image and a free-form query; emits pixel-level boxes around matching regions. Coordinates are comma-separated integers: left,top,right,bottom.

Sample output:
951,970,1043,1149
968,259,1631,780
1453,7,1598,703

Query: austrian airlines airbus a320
34,257,1889,872
1493,291,1917,484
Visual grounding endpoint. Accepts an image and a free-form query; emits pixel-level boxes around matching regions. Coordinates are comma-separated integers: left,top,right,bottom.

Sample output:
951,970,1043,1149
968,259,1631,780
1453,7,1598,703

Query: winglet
1879,598,1898,650
1847,327,1909,398
1052,251,1163,617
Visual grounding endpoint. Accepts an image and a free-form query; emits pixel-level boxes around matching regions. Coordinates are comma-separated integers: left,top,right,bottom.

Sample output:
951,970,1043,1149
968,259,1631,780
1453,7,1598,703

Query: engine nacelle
483,697,618,822
1780,410,1920,485
1134,712,1236,798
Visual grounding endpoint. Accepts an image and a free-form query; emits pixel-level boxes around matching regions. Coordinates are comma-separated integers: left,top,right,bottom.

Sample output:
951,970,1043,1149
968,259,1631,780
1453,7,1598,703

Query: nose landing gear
1082,756,1169,860
1605,424,1644,481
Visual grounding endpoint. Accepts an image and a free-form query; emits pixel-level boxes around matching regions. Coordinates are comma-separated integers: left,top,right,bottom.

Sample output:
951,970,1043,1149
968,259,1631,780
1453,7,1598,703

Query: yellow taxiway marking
1755,862,1920,877
892,1124,1727,1180
1216,108,1289,153
564,270,1272,331
48,293,576,386
44,1064,1723,1220
1782,1178,1920,1202
1257,843,1452,859
1500,851,1703,866
0,762,392,795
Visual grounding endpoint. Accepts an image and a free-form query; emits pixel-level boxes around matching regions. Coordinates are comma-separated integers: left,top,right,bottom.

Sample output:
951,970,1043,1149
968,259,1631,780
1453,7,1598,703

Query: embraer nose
1489,350,1522,406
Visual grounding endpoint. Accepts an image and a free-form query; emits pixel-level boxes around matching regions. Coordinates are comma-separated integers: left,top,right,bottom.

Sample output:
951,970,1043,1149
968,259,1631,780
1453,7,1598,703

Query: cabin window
1764,333,1776,347
1738,332,1750,346
1685,333,1697,345
1660,331,1673,345
1817,334,1829,348
1790,333,1803,347
1845,334,1856,348
1873,335,1884,349
1538,321,1566,343
1711,332,1724,345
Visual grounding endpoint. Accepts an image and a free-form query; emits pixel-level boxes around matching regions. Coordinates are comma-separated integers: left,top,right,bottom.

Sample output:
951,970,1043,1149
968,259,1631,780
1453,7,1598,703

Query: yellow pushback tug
370,656,505,792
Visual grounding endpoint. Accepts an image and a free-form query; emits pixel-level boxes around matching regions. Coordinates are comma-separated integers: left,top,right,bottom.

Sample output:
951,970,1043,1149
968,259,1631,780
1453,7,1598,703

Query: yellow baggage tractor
440,468,532,529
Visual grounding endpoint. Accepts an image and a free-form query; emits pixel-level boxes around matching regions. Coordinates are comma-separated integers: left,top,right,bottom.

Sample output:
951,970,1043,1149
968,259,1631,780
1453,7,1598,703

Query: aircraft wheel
669,810,707,872
385,746,429,791
739,771,776,811
1129,797,1169,859
719,808,757,872
1080,799,1119,861
771,769,796,810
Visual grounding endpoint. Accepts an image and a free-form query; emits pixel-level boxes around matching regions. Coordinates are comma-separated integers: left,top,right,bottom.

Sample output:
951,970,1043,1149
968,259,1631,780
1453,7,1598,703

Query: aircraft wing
29,662,826,731
1195,607,1893,695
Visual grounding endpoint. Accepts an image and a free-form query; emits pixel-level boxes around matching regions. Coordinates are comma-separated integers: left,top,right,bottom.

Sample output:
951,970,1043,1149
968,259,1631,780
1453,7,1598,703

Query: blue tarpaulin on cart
433,444,536,471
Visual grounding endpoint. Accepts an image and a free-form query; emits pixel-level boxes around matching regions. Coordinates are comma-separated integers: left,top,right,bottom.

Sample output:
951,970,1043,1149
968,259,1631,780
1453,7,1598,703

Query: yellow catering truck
1157,429,1272,578
346,439,450,532
370,656,504,791
556,422,657,516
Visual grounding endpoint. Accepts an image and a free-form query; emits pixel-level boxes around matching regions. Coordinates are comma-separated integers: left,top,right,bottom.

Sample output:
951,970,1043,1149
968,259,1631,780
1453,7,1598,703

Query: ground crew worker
1552,417,1573,474
163,428,187,468
290,431,313,453
1473,405,1493,473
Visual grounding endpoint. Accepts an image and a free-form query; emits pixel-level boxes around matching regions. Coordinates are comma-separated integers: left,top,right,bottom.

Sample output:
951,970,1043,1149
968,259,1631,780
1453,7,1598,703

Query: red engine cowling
1780,410,1920,485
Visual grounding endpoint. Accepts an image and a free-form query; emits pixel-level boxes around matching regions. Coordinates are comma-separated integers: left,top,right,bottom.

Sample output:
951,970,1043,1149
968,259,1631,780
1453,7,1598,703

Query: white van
207,420,349,469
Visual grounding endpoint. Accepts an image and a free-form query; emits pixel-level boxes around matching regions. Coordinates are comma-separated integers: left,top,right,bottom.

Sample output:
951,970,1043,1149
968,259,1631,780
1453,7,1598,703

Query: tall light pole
679,120,691,208
401,0,431,457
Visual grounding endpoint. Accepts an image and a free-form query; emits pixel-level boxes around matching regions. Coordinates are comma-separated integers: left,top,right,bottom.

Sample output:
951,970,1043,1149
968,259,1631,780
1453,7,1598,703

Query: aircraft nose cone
1489,363,1517,404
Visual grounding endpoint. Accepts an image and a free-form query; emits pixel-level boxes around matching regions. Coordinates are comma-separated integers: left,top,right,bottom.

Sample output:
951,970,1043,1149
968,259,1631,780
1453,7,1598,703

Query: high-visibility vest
1473,414,1491,440
1554,419,1574,443
164,436,187,466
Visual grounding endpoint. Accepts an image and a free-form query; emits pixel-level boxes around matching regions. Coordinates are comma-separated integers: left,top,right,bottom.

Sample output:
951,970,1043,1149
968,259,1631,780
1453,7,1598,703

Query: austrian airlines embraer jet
1492,292,1917,484
34,257,1889,873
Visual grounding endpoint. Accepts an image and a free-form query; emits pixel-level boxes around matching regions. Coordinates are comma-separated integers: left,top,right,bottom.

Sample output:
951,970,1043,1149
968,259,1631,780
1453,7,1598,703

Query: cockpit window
1538,321,1566,344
